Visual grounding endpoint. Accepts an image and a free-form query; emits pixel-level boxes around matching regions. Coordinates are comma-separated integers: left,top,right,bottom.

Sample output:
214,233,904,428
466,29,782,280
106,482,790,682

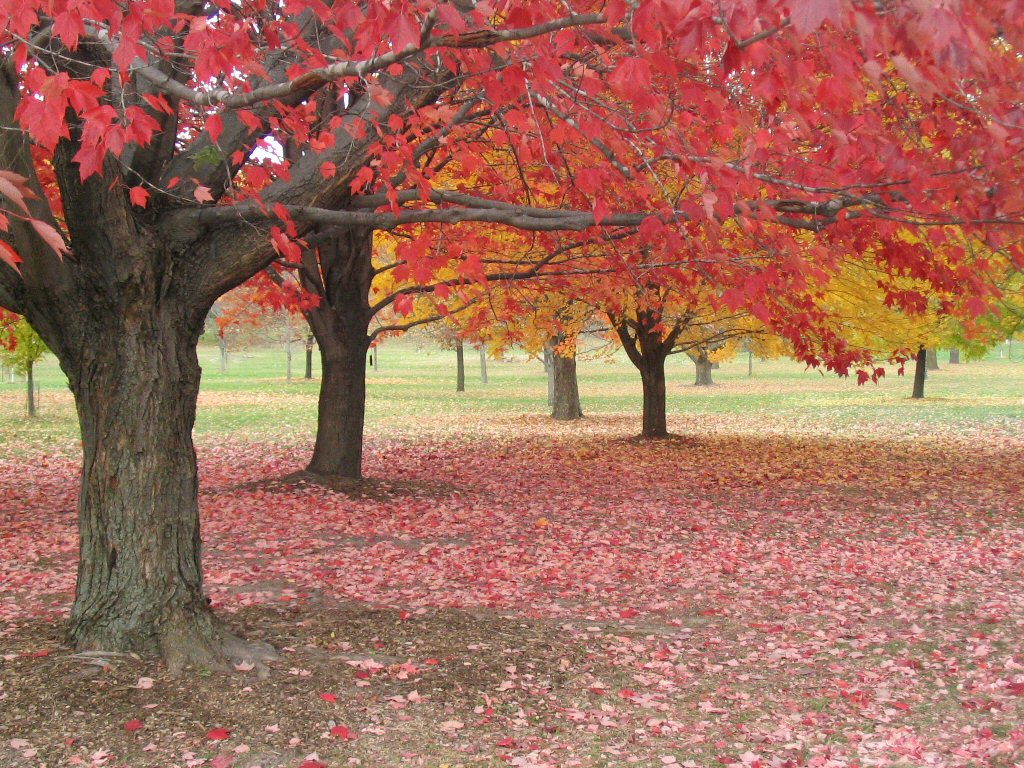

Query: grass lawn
0,341,1022,767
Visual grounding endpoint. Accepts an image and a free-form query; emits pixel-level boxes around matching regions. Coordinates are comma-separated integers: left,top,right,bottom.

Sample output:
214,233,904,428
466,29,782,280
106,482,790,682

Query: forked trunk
550,338,582,421
912,346,927,399
301,227,374,481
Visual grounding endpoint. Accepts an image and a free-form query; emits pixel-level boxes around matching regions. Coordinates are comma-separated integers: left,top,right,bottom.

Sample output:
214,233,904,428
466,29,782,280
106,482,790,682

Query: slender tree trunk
912,346,927,399
302,228,374,480
926,348,939,371
218,335,227,373
550,335,583,420
26,359,35,417
543,345,555,407
456,339,465,392
692,350,714,386
304,334,314,379
949,348,960,364
479,346,488,384
286,335,292,383
748,349,753,377
372,345,379,371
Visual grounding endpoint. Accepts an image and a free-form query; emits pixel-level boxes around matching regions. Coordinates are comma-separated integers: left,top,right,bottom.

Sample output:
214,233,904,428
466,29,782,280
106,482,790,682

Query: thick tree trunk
26,359,35,417
692,350,714,386
948,348,960,364
456,340,465,392
550,336,582,421
912,346,927,399
66,301,254,669
926,348,939,371
304,334,314,379
302,228,374,481
639,358,668,438
479,346,488,384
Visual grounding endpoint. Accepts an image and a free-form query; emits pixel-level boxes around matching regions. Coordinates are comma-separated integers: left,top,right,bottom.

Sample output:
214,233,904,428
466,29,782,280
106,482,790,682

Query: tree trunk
302,228,374,481
748,349,753,377
692,350,714,386
948,348,960,364
372,345,379,371
926,348,939,371
456,339,465,392
218,335,227,373
543,345,555,407
65,300,252,670
479,346,488,384
26,359,35,417
912,346,927,399
286,334,292,383
304,334,314,379
550,336,583,420
639,358,668,438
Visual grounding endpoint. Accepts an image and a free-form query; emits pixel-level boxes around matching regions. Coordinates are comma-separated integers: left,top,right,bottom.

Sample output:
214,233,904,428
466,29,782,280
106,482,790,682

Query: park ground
1,345,1023,768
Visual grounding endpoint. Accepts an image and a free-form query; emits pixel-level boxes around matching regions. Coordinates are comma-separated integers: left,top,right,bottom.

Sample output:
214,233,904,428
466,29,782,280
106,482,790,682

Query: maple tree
0,310,47,416
0,1,1022,667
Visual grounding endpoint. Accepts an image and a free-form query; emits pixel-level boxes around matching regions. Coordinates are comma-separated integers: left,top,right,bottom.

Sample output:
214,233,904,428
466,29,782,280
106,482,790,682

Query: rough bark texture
302,228,374,480
550,336,583,421
926,348,940,371
456,340,466,392
949,348,960,364
912,346,927,399
691,350,715,386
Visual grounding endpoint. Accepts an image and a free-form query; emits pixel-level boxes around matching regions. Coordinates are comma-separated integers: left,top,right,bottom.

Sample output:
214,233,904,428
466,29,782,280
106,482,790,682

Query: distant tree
0,312,48,416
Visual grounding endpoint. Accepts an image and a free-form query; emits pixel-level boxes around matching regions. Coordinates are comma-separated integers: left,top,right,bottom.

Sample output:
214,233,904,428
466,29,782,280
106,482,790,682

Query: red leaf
206,728,231,741
319,693,336,703
206,114,223,145
123,719,143,732
0,241,22,273
128,186,150,209
330,724,356,740
194,185,214,203
788,0,843,36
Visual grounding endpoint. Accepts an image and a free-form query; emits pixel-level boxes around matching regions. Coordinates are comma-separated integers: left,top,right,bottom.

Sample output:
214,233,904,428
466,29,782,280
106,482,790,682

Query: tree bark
639,357,668,437
218,335,227,374
26,359,35,417
691,350,715,386
456,339,465,392
926,348,939,371
948,348,960,364
748,349,753,377
912,346,927,399
302,228,374,480
479,346,488,384
550,336,583,421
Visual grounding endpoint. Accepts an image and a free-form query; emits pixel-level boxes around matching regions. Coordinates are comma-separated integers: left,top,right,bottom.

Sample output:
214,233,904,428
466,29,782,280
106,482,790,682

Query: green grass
1,338,1022,446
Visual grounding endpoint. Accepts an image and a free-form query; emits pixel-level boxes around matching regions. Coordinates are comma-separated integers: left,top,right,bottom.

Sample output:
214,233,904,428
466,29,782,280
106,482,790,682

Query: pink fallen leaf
319,692,336,703
439,720,464,732
135,677,154,690
9,739,30,749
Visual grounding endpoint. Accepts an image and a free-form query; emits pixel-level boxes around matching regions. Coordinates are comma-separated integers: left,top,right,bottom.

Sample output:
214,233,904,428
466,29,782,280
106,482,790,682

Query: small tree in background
1,311,48,416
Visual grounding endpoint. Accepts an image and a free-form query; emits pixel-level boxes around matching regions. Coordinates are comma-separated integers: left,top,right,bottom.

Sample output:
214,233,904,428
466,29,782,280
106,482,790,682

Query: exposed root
159,617,278,677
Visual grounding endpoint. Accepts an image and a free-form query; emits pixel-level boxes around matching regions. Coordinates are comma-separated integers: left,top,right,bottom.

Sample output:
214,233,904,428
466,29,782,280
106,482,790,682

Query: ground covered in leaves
2,410,1023,768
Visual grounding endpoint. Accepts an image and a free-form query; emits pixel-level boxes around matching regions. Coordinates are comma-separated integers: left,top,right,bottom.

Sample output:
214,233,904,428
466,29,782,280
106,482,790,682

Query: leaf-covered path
2,414,1023,767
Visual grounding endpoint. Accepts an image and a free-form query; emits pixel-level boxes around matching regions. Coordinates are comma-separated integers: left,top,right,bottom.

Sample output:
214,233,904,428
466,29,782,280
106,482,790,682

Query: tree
1,1,1022,668
0,311,47,416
